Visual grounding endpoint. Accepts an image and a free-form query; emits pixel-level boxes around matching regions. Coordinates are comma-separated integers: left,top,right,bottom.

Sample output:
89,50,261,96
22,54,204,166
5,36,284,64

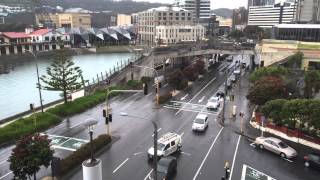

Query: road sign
241,164,276,180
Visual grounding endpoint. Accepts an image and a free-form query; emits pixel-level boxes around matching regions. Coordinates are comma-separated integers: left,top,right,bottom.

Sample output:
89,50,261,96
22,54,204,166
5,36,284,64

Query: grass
0,82,143,145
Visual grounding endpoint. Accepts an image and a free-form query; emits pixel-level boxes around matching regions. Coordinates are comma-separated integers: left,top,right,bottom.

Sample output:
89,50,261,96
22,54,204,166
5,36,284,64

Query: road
0,56,319,180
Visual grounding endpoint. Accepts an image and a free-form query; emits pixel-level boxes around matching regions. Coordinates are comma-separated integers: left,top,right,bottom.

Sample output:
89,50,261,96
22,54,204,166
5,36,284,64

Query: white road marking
164,106,218,115
70,122,83,129
198,96,205,103
0,171,12,179
249,143,256,148
230,135,241,180
283,158,293,163
176,77,216,115
180,94,189,101
180,132,185,137
133,152,143,156
193,127,224,180
0,160,8,165
163,83,168,87
152,128,162,137
112,158,129,174
143,169,153,180
181,152,192,156
146,93,153,97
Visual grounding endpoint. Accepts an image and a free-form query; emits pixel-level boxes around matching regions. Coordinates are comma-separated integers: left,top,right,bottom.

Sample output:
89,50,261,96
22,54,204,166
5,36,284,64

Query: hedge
60,134,111,176
0,112,61,145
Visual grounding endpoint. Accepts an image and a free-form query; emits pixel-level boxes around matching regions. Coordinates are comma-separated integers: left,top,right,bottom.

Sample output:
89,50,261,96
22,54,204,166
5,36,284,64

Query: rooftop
30,29,51,36
275,24,320,29
2,32,30,39
147,6,187,12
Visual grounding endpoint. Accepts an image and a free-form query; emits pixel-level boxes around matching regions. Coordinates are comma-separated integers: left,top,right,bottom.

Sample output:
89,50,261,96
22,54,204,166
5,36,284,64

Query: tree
285,51,304,69
249,66,288,83
261,99,287,126
304,70,320,98
182,65,197,81
193,60,205,74
41,49,83,103
168,70,187,90
247,76,288,105
8,134,53,180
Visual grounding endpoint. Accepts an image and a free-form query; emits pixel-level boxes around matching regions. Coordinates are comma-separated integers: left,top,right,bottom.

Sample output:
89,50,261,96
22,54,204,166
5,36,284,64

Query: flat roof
275,24,320,29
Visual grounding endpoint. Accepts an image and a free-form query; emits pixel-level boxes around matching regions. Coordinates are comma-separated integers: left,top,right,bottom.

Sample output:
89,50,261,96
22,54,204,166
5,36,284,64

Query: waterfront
0,52,134,120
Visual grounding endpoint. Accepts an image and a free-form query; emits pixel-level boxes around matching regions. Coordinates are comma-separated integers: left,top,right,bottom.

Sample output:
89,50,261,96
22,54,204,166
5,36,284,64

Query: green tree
249,66,288,83
41,49,83,104
8,133,53,180
304,70,320,98
168,70,187,90
247,76,288,105
182,66,197,81
261,99,287,126
285,52,304,69
193,60,205,75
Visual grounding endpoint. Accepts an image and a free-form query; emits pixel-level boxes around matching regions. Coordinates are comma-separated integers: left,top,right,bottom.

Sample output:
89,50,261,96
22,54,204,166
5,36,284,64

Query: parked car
233,69,241,75
206,96,220,111
192,114,209,132
230,74,236,82
149,156,177,180
304,153,320,169
254,137,297,158
148,133,182,159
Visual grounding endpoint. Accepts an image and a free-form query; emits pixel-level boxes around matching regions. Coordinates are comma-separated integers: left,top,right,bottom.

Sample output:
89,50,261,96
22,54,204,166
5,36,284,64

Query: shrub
182,65,198,81
60,134,111,176
193,60,205,74
159,93,172,104
168,70,185,90
177,79,188,90
249,66,288,83
127,80,143,89
0,113,61,145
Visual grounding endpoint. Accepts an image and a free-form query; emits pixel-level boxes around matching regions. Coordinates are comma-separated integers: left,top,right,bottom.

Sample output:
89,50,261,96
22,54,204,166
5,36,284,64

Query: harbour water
0,52,134,120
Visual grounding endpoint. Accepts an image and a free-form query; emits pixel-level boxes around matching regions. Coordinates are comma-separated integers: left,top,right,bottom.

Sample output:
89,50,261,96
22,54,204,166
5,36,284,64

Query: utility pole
221,71,228,125
152,121,158,180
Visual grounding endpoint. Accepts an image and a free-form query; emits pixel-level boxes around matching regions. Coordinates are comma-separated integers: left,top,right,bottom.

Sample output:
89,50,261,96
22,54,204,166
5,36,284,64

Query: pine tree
41,49,83,104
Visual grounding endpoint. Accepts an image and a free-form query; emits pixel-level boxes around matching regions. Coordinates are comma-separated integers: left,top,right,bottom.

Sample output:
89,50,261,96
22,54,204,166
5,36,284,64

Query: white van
148,132,182,159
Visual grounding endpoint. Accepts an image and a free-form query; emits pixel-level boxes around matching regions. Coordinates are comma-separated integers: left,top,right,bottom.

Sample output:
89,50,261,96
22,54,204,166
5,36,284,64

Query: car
148,132,182,159
149,156,177,180
192,114,209,132
233,68,241,75
216,88,225,98
304,153,320,169
226,56,233,62
254,137,297,158
206,96,220,111
226,79,232,88
230,74,236,82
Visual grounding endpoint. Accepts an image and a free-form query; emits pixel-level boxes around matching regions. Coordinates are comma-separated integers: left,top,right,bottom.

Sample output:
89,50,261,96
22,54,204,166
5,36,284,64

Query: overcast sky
134,0,248,9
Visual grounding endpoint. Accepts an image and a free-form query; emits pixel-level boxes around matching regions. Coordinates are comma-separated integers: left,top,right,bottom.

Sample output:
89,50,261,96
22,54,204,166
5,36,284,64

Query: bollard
82,159,102,180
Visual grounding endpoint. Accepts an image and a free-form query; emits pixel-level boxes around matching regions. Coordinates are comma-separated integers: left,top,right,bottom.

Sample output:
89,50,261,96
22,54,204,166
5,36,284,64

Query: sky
134,0,248,9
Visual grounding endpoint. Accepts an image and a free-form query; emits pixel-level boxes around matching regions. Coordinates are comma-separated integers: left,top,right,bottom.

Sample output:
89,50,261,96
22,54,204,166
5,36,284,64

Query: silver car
254,137,297,159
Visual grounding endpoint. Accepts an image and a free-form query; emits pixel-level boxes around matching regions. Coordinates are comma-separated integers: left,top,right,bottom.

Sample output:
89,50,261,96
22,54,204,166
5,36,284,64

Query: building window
169,13,173,16
176,17,179,20
188,13,191,16
176,13,179,16
163,13,167,16
182,13,185,16
163,17,166,20
182,17,185,20
188,17,191,21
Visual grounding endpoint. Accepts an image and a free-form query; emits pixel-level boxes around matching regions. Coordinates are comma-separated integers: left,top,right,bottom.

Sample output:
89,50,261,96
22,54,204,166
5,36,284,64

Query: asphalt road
0,58,320,180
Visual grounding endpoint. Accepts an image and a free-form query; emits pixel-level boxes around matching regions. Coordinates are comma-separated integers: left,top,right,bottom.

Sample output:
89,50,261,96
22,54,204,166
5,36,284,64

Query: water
0,53,134,120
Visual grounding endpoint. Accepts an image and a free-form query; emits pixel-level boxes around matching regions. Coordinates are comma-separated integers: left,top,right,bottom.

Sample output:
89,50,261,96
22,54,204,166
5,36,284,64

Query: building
36,13,91,28
91,12,117,28
117,14,131,26
217,16,232,27
248,3,296,28
273,24,320,42
296,0,320,23
174,0,211,19
28,28,70,44
155,25,205,44
232,7,248,29
137,6,194,45
248,0,275,6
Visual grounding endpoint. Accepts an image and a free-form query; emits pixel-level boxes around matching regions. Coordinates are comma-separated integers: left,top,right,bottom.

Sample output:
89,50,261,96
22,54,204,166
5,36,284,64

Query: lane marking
0,171,12,179
164,106,218,115
70,122,83,129
230,135,241,180
146,93,153,97
180,132,185,137
249,143,256,148
181,152,192,156
283,158,293,163
180,94,189,101
143,169,153,180
163,83,168,87
152,128,162,137
192,127,224,180
198,96,205,103
112,158,129,174
176,77,216,115
0,160,8,165
133,152,143,156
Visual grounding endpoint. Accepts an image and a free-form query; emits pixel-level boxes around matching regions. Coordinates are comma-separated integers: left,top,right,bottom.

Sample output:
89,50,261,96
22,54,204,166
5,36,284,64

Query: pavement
0,57,319,180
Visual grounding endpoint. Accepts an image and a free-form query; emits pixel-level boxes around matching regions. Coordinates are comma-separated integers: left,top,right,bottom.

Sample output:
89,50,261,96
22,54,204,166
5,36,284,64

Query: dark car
304,153,320,169
154,156,177,180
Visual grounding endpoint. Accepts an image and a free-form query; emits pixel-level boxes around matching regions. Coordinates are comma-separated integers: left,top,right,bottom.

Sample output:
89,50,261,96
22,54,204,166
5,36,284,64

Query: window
171,141,175,146
182,13,185,16
176,13,179,16
169,13,173,16
164,144,170,150
176,17,179,20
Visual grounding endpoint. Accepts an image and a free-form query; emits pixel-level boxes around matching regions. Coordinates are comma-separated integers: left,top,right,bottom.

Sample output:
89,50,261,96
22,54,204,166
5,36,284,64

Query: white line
163,83,168,87
180,94,189,101
283,158,293,163
198,96,205,103
0,160,8,165
146,93,152,97
249,143,256,148
152,128,162,137
180,132,185,137
164,106,218,115
176,77,216,115
133,152,143,156
143,169,153,180
113,158,129,174
0,171,12,179
230,135,241,180
70,122,83,129
181,152,192,156
193,127,224,180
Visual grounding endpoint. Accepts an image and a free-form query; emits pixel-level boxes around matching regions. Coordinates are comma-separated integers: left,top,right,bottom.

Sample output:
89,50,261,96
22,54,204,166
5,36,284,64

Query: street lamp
120,113,158,180
25,50,44,113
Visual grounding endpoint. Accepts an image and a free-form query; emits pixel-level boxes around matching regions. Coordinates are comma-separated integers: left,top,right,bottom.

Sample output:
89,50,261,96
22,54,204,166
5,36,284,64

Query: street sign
241,164,276,180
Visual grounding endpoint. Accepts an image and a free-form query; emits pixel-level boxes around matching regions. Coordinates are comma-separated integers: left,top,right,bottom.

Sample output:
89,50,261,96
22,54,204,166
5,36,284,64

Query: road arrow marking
180,94,189,101
249,143,256,148
198,96,205,103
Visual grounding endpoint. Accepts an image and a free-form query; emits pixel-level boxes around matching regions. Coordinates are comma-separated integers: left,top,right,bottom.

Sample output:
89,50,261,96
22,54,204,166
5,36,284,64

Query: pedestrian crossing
164,100,221,115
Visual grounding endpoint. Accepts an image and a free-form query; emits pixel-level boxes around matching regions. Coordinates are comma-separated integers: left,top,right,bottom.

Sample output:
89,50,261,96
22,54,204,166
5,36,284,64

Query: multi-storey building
296,0,320,23
117,14,132,26
174,0,210,19
36,13,91,28
232,7,248,29
137,6,195,45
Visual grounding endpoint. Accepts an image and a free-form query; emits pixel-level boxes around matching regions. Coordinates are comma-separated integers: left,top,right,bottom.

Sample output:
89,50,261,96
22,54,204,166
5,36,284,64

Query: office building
296,0,320,23
174,0,211,19
117,14,132,26
232,7,248,29
273,24,320,42
36,13,91,28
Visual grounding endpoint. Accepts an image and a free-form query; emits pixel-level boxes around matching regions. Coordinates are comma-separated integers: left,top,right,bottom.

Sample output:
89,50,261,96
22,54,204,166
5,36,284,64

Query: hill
211,8,233,18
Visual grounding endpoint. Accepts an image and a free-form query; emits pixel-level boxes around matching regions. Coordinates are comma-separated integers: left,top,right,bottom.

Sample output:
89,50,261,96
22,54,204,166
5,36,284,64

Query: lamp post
82,119,102,180
25,50,44,113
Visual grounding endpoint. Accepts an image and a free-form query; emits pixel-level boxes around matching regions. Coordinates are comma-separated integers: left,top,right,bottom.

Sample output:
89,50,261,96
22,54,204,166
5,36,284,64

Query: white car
233,69,241,75
206,96,220,111
148,133,182,159
254,137,297,159
192,114,208,132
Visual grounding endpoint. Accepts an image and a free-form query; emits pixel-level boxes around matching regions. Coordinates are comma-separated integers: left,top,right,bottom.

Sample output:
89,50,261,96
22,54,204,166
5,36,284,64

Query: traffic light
103,109,106,117
105,117,109,124
108,114,112,122
158,82,162,88
30,103,34,111
143,83,148,95
130,61,133,68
